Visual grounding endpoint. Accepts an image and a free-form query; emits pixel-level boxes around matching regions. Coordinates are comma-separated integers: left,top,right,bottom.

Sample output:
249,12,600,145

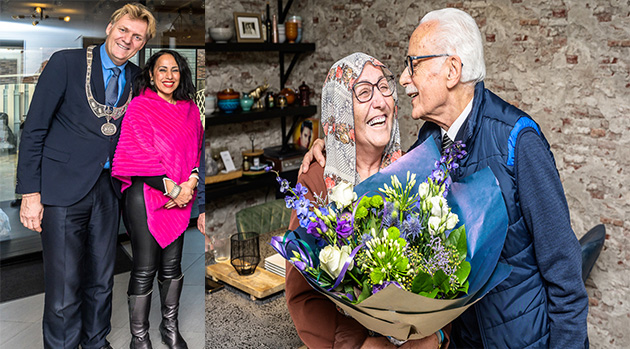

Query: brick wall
0,59,18,85
207,1,630,346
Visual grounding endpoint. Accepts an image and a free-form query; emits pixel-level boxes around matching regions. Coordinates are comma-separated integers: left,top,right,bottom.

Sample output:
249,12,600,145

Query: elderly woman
285,53,448,348
113,50,203,349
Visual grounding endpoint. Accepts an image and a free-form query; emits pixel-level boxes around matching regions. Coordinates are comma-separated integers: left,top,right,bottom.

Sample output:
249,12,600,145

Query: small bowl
217,98,239,113
210,28,233,43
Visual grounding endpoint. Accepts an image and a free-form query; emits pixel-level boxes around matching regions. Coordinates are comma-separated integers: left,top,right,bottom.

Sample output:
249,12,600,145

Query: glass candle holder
230,232,260,275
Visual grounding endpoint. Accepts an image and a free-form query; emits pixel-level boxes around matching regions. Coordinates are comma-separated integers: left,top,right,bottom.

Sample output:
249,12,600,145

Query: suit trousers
40,170,119,349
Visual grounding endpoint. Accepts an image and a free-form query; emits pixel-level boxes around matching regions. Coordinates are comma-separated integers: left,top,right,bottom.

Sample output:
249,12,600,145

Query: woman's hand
174,180,195,207
300,138,326,174
163,178,194,208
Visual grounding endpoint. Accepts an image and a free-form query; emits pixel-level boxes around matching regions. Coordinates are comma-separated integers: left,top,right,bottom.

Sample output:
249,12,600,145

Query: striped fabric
113,88,203,248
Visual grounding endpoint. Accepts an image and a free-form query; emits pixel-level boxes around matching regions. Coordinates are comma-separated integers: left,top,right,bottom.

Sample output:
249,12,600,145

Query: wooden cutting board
206,262,285,300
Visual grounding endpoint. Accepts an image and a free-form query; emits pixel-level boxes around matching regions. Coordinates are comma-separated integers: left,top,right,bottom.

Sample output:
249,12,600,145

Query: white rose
418,182,430,199
430,196,448,218
445,212,459,230
330,181,357,209
428,216,442,236
319,245,354,279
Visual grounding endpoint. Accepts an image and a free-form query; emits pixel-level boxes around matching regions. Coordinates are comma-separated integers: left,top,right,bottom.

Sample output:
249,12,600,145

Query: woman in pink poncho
112,50,202,349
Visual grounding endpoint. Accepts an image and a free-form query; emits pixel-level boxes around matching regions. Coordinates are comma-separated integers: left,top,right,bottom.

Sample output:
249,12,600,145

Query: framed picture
233,12,264,43
293,118,319,150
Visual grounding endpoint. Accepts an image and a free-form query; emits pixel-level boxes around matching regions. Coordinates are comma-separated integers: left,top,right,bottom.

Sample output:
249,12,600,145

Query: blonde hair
110,3,156,41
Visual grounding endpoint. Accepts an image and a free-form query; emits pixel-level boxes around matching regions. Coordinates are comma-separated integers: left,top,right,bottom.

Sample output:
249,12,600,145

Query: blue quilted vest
411,82,551,348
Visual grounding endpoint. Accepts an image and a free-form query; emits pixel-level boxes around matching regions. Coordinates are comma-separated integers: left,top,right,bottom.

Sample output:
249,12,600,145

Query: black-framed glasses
404,54,451,76
352,75,396,103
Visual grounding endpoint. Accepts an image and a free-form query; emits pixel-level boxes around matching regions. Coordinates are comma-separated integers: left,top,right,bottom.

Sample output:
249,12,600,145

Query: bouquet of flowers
271,138,512,340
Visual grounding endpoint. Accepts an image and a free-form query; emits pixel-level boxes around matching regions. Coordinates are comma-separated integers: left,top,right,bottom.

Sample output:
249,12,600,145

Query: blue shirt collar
100,44,128,71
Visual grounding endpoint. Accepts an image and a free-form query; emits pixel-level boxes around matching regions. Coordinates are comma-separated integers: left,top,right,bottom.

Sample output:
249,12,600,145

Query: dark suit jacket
16,44,140,206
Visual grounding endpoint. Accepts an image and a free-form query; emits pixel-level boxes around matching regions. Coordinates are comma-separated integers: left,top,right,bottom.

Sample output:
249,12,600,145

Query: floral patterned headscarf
321,52,402,192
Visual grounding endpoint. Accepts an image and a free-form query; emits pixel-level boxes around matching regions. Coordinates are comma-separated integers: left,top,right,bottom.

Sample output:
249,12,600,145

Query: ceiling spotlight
35,7,42,14
61,16,70,22
32,20,39,26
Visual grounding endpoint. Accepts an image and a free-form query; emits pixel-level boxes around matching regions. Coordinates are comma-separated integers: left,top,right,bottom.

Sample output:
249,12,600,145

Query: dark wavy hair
133,50,195,101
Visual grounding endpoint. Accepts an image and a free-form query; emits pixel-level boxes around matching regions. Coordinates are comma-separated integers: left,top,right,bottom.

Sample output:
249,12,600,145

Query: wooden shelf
206,170,242,184
207,169,298,202
206,105,317,126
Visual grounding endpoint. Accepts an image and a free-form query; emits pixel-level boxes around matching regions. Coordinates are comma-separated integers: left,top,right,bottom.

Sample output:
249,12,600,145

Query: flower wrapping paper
279,138,512,340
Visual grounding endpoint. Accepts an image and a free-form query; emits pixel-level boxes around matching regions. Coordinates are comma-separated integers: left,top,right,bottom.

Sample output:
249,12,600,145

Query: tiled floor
0,227,205,349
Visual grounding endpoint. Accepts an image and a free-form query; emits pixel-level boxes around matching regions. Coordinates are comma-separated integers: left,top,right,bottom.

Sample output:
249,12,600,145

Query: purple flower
264,166,272,172
294,196,311,217
430,169,446,183
294,183,308,197
361,233,373,243
372,281,402,294
293,260,307,271
279,179,290,193
307,218,327,238
401,214,421,241
319,207,329,217
336,216,353,238
285,195,296,209
298,213,311,228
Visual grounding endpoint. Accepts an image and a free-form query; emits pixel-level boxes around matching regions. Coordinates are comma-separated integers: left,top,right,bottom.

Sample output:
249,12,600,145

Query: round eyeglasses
352,75,396,103
404,54,451,76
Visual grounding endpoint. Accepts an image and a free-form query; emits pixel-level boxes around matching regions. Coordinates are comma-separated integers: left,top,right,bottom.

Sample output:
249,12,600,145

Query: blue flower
360,232,373,243
295,196,311,218
294,183,308,197
401,214,421,241
285,195,296,209
279,179,290,193
264,166,272,172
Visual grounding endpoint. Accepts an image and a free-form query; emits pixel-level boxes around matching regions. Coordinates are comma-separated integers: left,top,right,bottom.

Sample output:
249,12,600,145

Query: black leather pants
122,179,184,295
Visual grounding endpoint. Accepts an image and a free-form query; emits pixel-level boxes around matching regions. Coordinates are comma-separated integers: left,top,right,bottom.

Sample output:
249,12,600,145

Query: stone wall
207,1,630,346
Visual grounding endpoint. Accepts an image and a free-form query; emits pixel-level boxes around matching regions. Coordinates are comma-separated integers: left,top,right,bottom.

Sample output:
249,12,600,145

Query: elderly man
303,8,588,348
16,4,156,349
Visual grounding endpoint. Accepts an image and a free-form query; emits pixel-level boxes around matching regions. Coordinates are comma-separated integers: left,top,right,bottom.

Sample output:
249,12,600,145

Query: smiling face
399,21,451,123
150,54,180,102
353,63,395,154
104,14,148,66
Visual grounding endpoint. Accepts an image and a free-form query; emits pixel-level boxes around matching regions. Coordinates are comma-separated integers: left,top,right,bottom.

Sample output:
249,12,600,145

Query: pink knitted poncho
113,88,203,248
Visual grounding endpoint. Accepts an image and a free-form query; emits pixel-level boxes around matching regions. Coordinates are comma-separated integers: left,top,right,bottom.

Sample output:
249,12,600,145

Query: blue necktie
105,67,121,107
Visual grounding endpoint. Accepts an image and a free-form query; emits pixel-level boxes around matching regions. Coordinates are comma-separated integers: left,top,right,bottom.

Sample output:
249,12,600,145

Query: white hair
420,8,486,83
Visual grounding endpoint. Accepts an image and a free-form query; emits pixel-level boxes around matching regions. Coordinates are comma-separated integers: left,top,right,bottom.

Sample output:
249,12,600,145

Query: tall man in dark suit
16,4,156,349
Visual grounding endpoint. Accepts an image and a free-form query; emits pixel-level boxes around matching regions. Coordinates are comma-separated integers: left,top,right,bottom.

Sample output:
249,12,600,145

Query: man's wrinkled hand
300,138,326,174
20,193,44,233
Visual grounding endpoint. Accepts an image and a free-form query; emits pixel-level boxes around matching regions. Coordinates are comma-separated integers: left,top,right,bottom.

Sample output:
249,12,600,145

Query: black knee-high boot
128,291,153,349
158,274,188,349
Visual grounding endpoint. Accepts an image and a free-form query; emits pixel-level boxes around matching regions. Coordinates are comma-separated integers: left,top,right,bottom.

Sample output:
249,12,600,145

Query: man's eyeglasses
352,75,396,103
404,54,451,76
